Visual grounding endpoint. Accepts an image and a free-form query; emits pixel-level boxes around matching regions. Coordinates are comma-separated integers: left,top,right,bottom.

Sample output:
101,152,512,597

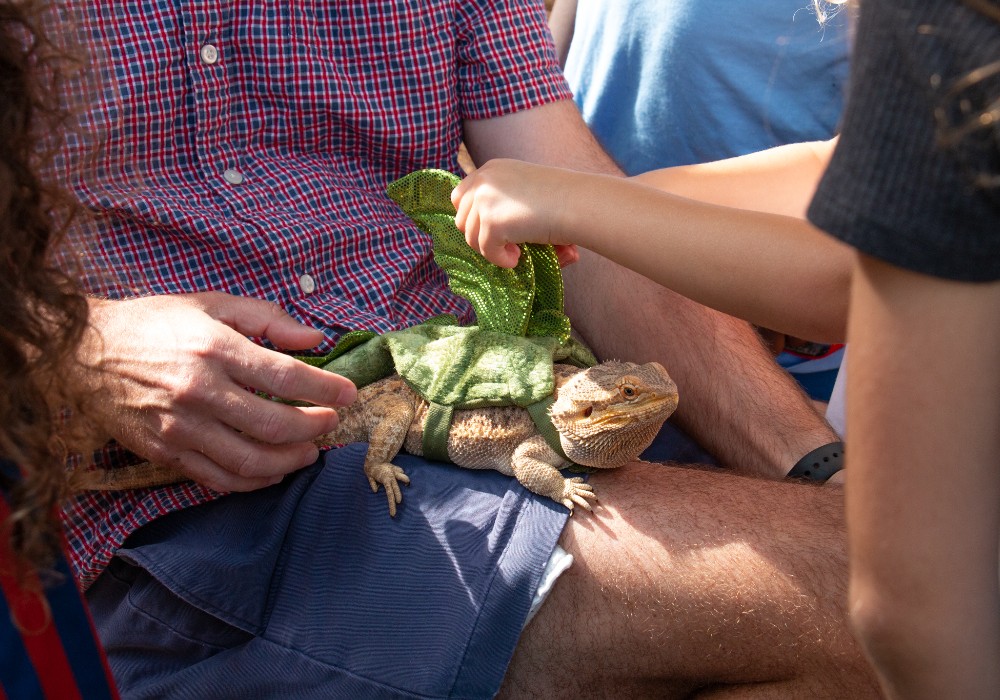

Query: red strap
0,501,83,700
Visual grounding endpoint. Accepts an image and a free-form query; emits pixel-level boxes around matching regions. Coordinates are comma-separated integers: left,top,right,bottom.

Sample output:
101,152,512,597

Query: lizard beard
561,418,664,469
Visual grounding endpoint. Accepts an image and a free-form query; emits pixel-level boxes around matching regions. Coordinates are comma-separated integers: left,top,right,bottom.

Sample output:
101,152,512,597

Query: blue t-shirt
565,0,852,174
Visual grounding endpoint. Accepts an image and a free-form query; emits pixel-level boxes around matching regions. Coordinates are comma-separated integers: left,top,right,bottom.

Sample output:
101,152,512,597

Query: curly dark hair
0,0,90,573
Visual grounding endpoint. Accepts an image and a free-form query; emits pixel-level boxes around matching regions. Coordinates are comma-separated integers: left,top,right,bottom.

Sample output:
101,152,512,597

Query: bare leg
502,464,880,698
564,252,837,477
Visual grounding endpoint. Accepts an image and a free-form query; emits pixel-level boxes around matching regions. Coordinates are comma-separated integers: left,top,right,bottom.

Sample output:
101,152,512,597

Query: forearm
553,171,849,341
632,139,836,218
847,255,1000,697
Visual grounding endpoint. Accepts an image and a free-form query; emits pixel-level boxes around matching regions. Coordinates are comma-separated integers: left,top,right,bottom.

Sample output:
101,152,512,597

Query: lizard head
550,361,679,469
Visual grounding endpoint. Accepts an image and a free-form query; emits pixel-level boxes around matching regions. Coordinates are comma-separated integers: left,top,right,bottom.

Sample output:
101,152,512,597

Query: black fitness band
786,441,844,482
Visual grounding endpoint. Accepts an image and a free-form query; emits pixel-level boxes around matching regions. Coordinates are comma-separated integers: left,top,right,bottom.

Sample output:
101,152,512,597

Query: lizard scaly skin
70,361,679,516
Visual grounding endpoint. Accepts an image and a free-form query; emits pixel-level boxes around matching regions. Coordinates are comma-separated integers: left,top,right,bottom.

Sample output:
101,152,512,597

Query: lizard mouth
588,392,679,428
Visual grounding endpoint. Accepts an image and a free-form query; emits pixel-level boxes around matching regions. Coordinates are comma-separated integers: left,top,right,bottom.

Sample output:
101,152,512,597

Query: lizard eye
620,383,638,400
581,406,593,418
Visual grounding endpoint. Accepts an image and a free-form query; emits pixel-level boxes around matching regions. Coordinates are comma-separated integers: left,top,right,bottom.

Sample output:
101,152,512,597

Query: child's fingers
453,186,473,233
452,174,521,268
479,238,521,268
463,205,482,251
450,177,470,210
554,244,579,268
501,243,522,268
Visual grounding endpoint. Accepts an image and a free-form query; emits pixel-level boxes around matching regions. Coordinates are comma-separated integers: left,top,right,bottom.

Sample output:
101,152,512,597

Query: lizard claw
560,477,597,513
365,462,410,517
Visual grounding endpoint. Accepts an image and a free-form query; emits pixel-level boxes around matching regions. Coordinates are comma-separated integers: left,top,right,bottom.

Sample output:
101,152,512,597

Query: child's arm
451,141,851,342
846,256,1000,698
632,139,836,218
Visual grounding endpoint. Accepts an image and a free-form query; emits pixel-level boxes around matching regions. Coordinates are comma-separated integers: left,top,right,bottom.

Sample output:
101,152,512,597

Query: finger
451,177,470,212
199,292,327,351
554,244,579,268
219,390,342,444
453,184,474,234
501,243,521,268
172,449,284,493
462,210,479,251
196,423,322,480
472,208,517,268
463,205,484,255
230,342,358,407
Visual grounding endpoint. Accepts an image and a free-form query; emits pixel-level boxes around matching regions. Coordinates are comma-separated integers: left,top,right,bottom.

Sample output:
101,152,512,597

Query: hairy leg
501,464,880,698
563,251,837,477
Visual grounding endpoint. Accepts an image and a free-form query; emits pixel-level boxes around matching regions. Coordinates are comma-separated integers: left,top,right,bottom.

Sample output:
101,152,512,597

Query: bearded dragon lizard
71,360,678,516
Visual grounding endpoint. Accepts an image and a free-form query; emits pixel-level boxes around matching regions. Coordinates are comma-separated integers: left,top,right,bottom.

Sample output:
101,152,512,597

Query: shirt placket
184,1,322,303
182,0,241,197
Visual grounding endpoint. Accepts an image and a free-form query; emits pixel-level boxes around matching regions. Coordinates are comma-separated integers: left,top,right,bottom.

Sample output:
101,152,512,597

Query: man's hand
80,292,357,492
452,159,578,268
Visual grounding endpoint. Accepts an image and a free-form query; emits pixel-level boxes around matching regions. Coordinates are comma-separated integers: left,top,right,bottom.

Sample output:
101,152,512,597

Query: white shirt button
223,168,244,185
200,44,219,65
298,274,316,294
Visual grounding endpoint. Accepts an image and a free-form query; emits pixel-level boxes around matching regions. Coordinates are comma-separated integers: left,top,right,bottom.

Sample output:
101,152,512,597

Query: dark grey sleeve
808,0,1000,282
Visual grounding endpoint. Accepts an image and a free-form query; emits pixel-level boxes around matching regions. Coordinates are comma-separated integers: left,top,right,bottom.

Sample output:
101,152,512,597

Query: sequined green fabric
386,169,572,343
293,168,595,411
311,320,594,408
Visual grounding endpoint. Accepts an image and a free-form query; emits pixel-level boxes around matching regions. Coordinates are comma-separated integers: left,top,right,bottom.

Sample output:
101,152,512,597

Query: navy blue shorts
86,443,569,699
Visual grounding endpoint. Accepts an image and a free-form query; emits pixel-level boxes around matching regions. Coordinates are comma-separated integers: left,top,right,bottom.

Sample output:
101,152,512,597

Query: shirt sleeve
455,0,573,120
808,0,1000,282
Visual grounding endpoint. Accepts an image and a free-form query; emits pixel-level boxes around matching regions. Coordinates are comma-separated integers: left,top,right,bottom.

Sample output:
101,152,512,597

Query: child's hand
451,159,576,268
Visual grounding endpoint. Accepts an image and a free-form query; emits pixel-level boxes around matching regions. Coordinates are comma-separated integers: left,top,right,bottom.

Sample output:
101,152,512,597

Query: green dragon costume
302,168,597,463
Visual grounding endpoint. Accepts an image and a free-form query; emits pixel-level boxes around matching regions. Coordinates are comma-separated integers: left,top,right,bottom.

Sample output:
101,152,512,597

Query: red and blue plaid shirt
60,0,570,588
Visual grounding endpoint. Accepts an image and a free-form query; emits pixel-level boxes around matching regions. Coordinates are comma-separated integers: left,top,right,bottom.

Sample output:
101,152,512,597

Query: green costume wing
386,169,572,344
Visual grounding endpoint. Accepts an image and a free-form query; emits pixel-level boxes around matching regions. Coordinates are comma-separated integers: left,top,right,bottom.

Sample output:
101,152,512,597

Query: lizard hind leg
511,435,596,512
360,389,417,517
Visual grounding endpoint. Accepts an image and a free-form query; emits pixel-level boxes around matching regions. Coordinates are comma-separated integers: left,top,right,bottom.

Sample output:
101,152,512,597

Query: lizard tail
68,461,186,492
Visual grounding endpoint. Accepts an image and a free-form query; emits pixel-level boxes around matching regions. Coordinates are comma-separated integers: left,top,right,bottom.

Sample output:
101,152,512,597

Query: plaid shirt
61,0,570,588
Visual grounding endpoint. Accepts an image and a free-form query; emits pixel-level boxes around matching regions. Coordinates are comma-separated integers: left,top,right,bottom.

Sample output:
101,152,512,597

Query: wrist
544,172,585,247
555,171,612,250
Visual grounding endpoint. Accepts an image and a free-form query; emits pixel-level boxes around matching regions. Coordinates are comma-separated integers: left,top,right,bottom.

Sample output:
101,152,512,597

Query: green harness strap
422,403,454,463
526,395,569,461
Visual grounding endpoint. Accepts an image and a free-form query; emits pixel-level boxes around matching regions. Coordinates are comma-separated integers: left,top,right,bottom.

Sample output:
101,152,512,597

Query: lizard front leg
511,435,596,512
361,391,416,517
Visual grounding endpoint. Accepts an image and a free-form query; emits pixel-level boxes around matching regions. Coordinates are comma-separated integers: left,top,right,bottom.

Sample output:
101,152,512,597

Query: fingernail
338,383,358,405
